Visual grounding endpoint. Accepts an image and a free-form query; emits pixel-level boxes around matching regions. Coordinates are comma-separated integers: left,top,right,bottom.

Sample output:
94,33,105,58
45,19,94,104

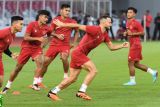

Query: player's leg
60,52,69,79
37,46,58,85
0,76,3,88
75,60,97,100
135,61,158,82
31,54,44,90
0,60,4,88
123,60,136,86
1,63,24,93
48,68,81,101
1,48,30,93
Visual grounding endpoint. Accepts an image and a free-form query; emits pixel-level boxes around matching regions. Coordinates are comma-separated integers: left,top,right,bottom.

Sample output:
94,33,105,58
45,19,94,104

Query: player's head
60,4,70,18
36,10,51,24
127,7,137,19
11,16,24,32
146,10,150,15
99,15,113,29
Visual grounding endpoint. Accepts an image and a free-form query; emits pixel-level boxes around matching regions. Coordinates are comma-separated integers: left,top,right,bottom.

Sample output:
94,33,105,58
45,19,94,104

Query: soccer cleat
152,70,158,83
123,81,136,86
31,84,40,91
76,91,92,100
0,87,9,94
47,91,61,101
38,83,47,88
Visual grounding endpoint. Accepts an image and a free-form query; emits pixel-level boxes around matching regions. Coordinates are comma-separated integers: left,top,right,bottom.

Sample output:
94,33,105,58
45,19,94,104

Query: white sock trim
6,81,12,88
79,83,88,92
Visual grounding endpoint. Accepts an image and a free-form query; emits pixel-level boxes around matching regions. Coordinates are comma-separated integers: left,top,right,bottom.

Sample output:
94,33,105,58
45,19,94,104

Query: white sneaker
123,81,136,86
152,70,158,83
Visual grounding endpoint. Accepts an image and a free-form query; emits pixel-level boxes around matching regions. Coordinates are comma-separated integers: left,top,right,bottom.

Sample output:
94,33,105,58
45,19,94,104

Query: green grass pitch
2,42,160,107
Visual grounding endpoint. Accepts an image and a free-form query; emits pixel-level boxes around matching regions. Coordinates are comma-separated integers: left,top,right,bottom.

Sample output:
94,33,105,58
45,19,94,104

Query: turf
2,41,160,107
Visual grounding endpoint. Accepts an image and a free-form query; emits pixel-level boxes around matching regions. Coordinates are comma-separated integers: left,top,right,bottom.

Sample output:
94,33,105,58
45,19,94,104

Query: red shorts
70,49,90,69
128,45,142,61
45,45,70,59
0,53,4,75
18,47,42,64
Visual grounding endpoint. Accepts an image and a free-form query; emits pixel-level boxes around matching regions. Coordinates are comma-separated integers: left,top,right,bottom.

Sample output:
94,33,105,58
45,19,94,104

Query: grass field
2,42,160,107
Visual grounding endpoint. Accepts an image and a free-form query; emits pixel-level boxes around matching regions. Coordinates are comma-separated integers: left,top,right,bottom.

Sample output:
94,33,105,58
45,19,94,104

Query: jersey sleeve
25,22,34,34
0,29,8,39
104,33,111,43
86,26,99,36
136,21,144,32
72,20,78,31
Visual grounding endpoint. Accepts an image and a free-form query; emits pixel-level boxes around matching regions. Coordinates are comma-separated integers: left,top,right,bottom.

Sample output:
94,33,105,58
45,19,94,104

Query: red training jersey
77,26,110,55
126,19,143,47
21,21,51,48
50,16,77,46
0,27,15,52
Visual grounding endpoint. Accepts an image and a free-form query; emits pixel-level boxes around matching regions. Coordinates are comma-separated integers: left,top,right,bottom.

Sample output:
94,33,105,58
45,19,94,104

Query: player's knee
61,56,68,61
88,67,98,74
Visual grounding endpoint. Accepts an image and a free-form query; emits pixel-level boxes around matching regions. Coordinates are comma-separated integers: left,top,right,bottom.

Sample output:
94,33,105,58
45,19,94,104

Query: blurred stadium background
0,0,160,41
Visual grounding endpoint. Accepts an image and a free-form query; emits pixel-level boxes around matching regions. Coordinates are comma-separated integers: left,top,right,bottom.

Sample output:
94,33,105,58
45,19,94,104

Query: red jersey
21,21,51,48
77,26,110,55
143,14,152,27
50,16,77,46
0,27,15,52
126,19,143,47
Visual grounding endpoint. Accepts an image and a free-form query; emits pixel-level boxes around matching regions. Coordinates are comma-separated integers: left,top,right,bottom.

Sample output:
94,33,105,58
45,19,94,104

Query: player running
0,16,23,88
32,4,79,88
1,10,52,93
47,15,129,101
123,7,158,86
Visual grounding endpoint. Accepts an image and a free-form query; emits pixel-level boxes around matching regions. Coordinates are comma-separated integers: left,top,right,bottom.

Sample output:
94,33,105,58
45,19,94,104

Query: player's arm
24,33,45,42
126,30,144,37
106,41,129,51
4,46,19,59
4,46,12,57
50,31,64,40
53,19,86,31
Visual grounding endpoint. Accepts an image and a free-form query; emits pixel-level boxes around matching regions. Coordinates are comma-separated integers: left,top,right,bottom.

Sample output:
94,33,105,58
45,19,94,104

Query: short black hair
11,16,23,25
127,7,137,14
61,4,70,9
36,10,52,24
100,15,113,22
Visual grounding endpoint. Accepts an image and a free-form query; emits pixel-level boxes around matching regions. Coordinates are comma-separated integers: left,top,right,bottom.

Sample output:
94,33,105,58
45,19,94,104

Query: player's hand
11,53,19,60
53,19,65,27
122,42,129,48
70,43,76,49
123,31,127,36
38,37,46,42
41,37,49,48
56,34,64,40
126,30,133,36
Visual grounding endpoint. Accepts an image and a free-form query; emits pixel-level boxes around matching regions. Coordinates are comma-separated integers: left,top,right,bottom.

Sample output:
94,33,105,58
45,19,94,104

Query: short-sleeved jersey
50,16,77,46
77,26,110,55
21,21,51,48
126,19,143,47
0,27,15,52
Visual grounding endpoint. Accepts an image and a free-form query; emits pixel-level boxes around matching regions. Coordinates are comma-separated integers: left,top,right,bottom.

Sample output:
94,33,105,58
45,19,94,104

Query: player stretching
32,4,79,87
0,16,23,88
1,10,52,93
47,16,129,101
123,7,158,86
